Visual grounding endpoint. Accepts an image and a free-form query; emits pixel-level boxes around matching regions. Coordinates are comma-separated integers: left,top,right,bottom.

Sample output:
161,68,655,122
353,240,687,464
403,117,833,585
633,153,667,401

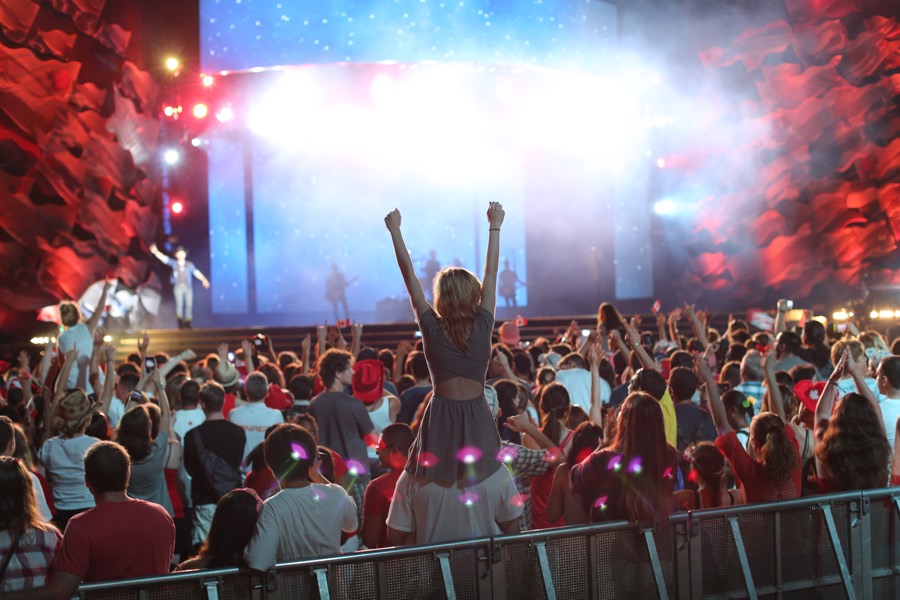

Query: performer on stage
499,259,526,308
325,263,355,322
149,244,210,329
420,250,441,301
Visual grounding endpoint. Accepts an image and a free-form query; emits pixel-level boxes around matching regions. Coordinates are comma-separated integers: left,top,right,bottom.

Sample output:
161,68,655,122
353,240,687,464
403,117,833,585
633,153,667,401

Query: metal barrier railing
75,487,900,600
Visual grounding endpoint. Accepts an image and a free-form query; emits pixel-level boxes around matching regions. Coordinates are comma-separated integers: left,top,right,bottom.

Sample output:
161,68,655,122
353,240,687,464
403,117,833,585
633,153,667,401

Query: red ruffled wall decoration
684,0,900,304
0,0,161,332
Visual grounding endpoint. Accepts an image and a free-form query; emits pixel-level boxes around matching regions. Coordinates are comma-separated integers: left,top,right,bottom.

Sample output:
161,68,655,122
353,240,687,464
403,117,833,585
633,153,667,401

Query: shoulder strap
0,530,24,583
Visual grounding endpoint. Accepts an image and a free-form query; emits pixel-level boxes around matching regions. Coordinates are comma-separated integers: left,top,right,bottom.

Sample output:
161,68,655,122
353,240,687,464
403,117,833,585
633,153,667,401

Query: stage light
880,310,895,319
832,310,848,320
202,74,214,87
656,158,667,168
163,105,175,117
654,199,677,215
171,201,184,214
216,106,234,123
165,57,180,72
871,310,880,319
163,149,180,165
191,137,202,147
193,103,208,119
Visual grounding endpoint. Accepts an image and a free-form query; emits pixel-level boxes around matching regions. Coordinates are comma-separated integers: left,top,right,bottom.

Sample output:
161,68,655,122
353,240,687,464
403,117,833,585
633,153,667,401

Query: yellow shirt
659,390,677,448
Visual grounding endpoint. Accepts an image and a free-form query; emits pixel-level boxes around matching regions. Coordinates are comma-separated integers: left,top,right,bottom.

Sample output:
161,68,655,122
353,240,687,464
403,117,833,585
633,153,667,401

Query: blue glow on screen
208,137,249,314
201,0,617,73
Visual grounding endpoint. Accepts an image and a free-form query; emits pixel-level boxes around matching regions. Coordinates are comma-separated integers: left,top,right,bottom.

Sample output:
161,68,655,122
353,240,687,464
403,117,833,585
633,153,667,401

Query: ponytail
538,382,571,445
753,413,797,486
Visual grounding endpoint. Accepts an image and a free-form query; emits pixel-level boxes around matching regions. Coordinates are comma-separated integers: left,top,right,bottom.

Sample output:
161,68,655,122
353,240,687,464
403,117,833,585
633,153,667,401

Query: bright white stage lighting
654,199,677,216
216,106,234,123
163,149,180,165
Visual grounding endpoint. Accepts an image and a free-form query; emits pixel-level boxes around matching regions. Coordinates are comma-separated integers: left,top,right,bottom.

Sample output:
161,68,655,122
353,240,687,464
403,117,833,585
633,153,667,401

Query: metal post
535,541,557,600
642,528,669,600
313,568,331,600
202,579,220,600
437,553,457,600
821,504,857,600
726,516,758,600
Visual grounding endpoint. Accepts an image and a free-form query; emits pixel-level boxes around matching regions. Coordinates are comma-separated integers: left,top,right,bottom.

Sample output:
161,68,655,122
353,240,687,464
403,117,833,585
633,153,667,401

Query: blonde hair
59,302,81,327
433,267,482,351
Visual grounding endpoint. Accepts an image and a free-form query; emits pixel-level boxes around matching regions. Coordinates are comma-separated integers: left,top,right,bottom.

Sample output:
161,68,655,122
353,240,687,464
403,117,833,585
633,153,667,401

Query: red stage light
163,105,175,117
193,103,209,119
171,201,184,214
202,74,214,87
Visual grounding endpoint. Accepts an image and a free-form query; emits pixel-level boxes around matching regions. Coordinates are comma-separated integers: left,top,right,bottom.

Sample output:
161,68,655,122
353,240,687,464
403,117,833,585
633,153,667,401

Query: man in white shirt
876,356,900,451
555,352,609,413
228,372,284,462
173,380,206,442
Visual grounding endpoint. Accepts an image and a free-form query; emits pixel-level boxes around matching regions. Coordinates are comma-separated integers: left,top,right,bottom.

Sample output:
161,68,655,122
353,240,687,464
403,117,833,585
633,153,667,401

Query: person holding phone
149,244,210,329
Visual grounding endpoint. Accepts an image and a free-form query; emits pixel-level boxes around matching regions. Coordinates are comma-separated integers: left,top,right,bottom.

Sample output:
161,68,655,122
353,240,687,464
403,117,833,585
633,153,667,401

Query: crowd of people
2,203,900,597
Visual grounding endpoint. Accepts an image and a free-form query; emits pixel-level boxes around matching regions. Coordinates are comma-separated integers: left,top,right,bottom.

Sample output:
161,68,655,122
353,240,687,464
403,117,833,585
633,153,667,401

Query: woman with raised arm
384,203,523,544
696,346,801,503
384,203,504,479
814,348,889,492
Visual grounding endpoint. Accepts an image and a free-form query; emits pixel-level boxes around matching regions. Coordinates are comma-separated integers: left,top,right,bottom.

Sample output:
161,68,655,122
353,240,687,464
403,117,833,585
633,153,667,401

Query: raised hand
217,342,229,360
138,332,150,354
353,322,364,337
384,209,402,232
624,318,642,348
504,412,534,434
103,345,116,363
316,324,328,342
761,347,776,375
833,347,850,378
17,350,30,373
301,333,311,354
241,339,254,359
64,348,78,364
668,307,683,325
588,342,602,371
487,202,505,229
180,349,197,362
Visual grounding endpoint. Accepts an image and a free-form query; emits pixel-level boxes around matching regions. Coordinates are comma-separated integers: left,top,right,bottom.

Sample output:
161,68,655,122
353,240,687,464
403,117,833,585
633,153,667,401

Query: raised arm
385,209,430,318
480,202,505,316
615,319,655,372
774,299,788,335
683,304,709,350
38,342,54,386
668,308,682,348
152,368,172,436
88,327,105,392
504,413,565,465
149,243,168,263
695,345,731,434
846,348,884,435
351,322,363,358
98,345,116,418
301,334,312,376
85,280,112,334
588,342,604,426
815,349,847,436
241,340,256,374
761,350,786,422
656,312,668,343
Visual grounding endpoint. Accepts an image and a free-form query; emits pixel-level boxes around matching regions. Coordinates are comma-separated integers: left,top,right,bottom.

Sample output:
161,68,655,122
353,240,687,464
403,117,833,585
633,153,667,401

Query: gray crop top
417,307,494,385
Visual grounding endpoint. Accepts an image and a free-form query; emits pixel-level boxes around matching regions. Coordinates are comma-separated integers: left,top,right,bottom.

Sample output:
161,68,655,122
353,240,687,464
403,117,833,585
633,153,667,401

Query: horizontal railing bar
701,574,846,600
78,567,243,591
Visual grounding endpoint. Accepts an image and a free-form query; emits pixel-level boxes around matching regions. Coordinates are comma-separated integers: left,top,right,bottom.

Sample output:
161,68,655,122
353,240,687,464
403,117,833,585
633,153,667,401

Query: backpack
191,428,242,499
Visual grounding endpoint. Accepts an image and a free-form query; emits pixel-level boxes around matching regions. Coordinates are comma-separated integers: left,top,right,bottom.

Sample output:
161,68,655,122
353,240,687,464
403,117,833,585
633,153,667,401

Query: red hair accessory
794,380,827,412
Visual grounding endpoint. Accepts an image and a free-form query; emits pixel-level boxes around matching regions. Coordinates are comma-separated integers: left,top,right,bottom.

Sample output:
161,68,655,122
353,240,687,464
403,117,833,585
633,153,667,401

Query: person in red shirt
360,424,413,548
3,442,175,600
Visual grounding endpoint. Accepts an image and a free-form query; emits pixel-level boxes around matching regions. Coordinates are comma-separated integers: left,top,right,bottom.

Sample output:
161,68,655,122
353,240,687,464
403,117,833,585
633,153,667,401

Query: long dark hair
493,379,522,444
817,393,890,491
605,392,674,523
194,489,262,568
566,422,602,468
117,405,153,462
0,457,46,535
750,412,798,486
538,383,571,446
688,442,726,508
801,321,831,369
